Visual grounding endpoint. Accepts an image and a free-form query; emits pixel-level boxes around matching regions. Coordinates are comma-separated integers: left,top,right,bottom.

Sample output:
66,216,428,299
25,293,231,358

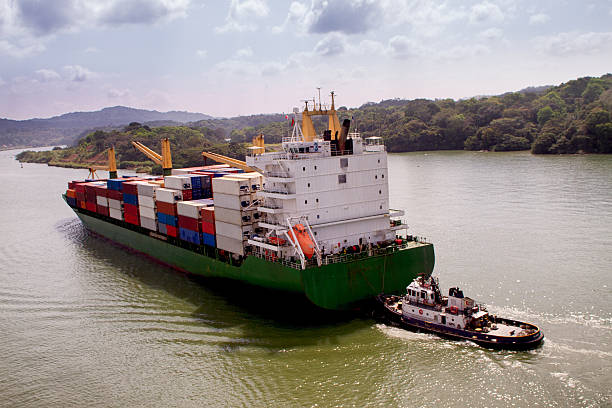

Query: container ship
63,93,435,310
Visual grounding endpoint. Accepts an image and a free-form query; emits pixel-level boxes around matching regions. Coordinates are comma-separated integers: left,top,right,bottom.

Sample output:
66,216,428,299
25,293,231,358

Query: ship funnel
338,119,350,153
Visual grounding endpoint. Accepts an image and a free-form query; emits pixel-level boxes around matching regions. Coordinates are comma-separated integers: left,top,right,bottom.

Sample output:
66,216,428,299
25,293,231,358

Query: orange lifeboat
291,224,315,259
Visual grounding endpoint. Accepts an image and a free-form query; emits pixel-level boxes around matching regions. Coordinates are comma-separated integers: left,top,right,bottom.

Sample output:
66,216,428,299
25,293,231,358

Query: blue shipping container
179,228,201,245
157,212,178,227
158,222,167,235
123,193,138,206
67,197,77,207
107,179,126,191
192,189,202,199
191,176,202,189
202,232,216,247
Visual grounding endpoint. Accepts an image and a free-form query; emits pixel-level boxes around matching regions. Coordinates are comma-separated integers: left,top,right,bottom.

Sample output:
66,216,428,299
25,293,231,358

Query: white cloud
529,13,550,25
215,0,269,33
470,1,504,24
388,35,421,59
235,47,253,58
35,68,61,82
107,88,131,98
314,33,347,56
64,65,96,82
479,27,502,40
535,31,612,56
196,49,207,58
0,0,191,57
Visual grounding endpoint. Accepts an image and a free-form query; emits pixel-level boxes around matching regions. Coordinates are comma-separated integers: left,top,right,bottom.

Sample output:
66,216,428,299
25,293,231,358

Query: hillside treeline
16,123,249,174
230,74,612,154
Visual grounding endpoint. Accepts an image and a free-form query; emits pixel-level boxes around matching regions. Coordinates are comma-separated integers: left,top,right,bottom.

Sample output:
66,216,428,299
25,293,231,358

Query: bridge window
338,174,346,184
340,158,348,168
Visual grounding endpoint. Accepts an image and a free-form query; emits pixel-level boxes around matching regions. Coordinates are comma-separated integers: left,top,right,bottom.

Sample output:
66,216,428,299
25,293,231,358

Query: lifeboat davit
292,224,315,259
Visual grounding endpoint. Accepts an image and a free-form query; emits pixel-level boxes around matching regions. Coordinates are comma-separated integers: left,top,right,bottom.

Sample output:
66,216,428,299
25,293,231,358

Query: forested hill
0,106,212,149
16,122,249,175
228,74,612,154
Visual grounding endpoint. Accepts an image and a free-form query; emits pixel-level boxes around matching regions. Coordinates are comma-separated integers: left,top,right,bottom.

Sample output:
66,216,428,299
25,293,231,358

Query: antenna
330,90,336,110
301,99,309,110
316,87,321,110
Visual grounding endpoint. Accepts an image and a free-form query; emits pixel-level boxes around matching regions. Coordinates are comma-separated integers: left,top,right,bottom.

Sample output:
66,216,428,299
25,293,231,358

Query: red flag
291,117,294,126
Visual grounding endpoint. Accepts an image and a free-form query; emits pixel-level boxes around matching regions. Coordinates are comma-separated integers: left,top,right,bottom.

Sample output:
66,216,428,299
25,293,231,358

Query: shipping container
124,203,139,218
66,189,77,199
156,188,182,203
213,207,253,225
96,195,108,207
96,205,109,217
123,193,138,206
179,228,201,245
178,215,200,232
201,206,215,223
107,179,126,191
124,212,139,226
215,234,244,255
109,207,123,220
215,221,252,240
108,198,122,210
136,182,158,197
138,195,155,208
86,202,97,212
107,189,123,201
182,189,193,201
156,201,177,215
157,212,178,227
212,176,252,196
139,205,156,219
177,200,212,219
212,192,242,211
202,220,215,235
164,175,192,190
166,225,178,237
140,216,157,231
202,232,216,247
158,222,168,235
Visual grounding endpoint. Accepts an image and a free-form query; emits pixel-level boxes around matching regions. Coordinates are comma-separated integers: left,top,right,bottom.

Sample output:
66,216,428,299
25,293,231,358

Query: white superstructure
245,93,406,268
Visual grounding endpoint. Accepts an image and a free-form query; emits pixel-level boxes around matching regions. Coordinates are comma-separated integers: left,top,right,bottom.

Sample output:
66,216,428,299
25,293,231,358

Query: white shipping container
177,201,208,219
109,207,123,220
215,221,252,240
96,195,108,207
164,175,192,190
212,176,251,196
215,234,244,256
140,216,157,231
136,182,159,197
139,205,156,219
138,195,155,208
156,188,182,203
108,198,122,210
212,192,243,210
213,207,255,225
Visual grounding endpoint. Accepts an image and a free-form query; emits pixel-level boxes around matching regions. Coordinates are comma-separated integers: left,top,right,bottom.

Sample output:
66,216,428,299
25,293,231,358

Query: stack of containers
106,178,126,220
65,188,77,207
73,182,87,209
84,182,101,212
177,199,213,245
122,181,141,226
156,187,182,237
212,174,262,256
94,183,109,216
137,181,159,231
201,206,216,246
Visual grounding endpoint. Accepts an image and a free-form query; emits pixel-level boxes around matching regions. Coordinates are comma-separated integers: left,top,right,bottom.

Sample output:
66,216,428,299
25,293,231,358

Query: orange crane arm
132,141,162,164
201,151,256,172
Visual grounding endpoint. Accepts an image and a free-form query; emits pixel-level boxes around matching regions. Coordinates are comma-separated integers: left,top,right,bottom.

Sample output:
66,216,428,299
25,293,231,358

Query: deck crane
201,134,264,172
131,138,173,175
88,147,118,179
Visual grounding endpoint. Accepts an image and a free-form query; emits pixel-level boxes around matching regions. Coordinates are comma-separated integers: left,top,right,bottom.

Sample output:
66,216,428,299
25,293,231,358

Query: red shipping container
157,201,177,215
178,215,200,231
74,183,86,193
107,190,123,200
86,201,97,212
125,212,140,225
97,205,109,216
182,189,192,200
79,200,86,209
201,207,215,223
122,181,143,195
124,203,139,217
93,185,108,197
166,225,178,237
202,220,215,235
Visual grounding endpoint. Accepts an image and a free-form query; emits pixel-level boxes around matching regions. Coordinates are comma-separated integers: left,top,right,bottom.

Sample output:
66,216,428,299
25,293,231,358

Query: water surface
1,149,610,407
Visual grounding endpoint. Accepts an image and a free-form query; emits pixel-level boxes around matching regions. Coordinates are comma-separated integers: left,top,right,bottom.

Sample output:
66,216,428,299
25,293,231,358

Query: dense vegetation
16,123,249,174
226,74,612,154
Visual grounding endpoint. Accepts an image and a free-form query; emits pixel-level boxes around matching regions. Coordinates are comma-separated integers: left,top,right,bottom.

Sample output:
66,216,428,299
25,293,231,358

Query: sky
1,0,611,120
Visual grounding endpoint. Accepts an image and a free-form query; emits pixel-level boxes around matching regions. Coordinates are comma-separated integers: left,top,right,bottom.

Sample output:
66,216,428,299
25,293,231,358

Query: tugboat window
338,174,346,184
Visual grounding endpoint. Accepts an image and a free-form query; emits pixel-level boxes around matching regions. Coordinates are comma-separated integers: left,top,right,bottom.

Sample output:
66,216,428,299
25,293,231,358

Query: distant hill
0,106,213,149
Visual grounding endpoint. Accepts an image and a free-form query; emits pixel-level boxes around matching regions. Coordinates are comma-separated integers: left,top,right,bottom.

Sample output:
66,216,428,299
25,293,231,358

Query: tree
537,106,554,126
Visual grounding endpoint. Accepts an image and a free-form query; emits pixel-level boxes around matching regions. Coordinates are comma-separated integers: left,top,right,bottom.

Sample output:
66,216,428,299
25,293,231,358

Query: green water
1,149,610,407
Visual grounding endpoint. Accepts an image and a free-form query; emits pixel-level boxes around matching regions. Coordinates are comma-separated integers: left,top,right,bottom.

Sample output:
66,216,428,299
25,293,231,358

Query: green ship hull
72,208,435,310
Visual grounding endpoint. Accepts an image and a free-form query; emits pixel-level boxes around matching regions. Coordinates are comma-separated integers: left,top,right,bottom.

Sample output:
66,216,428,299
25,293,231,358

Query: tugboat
376,276,544,350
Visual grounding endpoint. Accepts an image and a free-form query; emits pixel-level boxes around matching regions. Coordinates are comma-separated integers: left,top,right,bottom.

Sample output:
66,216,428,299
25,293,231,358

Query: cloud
0,0,191,57
196,49,207,58
107,88,131,98
479,27,502,40
529,13,550,25
387,35,420,59
35,68,61,82
215,0,269,33
84,46,99,53
469,1,504,24
64,65,96,82
275,0,383,35
535,31,612,56
314,33,347,56
235,47,253,58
